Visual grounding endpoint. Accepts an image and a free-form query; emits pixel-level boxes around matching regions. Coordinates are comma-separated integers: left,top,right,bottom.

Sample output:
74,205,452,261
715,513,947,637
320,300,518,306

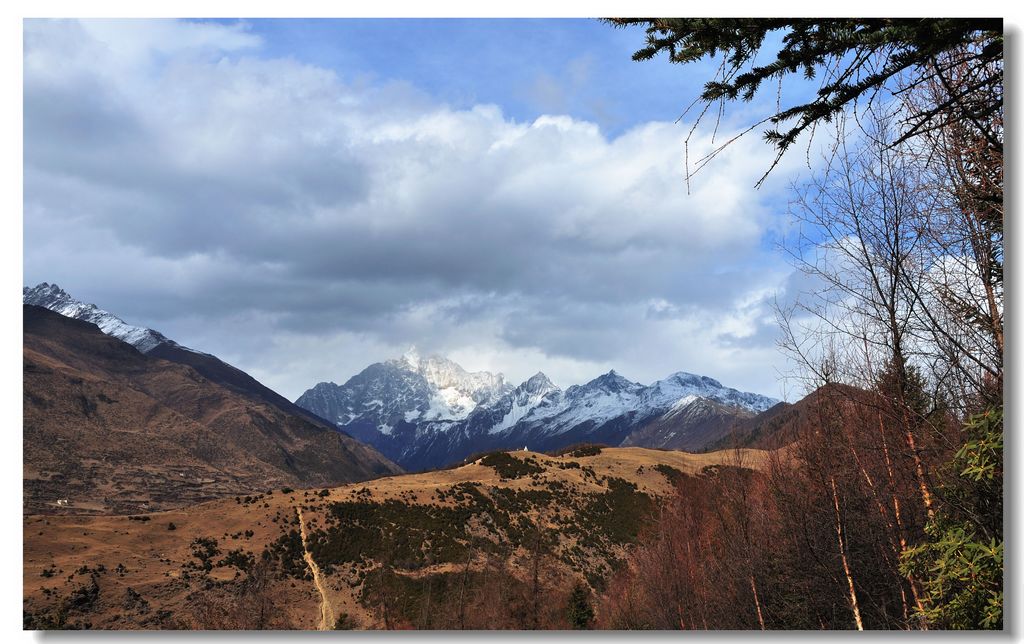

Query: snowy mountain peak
23,282,175,354
302,352,514,432
23,282,71,305
662,371,723,390
405,354,510,404
644,372,777,413
522,372,558,394
585,370,642,394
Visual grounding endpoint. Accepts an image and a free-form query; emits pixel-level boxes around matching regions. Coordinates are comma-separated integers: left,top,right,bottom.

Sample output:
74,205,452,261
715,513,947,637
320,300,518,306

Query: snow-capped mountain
24,282,782,472
464,372,563,435
296,356,780,471
23,283,181,354
295,350,512,437
637,371,776,412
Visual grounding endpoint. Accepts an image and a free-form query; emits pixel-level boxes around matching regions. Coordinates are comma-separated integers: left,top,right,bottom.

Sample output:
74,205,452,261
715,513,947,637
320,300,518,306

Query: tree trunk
830,477,864,630
750,575,766,630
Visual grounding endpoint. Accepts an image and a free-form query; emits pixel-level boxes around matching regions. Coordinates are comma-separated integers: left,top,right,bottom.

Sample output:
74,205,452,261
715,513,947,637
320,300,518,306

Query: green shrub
653,464,686,486
219,548,255,572
548,443,605,458
480,452,544,479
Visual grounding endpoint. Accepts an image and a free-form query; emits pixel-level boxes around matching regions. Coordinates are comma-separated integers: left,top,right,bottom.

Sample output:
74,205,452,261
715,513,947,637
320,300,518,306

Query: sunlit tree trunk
830,476,864,630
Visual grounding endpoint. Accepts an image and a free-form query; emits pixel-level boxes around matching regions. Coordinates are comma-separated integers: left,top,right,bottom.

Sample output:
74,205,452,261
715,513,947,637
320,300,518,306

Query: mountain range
296,349,780,471
24,282,785,476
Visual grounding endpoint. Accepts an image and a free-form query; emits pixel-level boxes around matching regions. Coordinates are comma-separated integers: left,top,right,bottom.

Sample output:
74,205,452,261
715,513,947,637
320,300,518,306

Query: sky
23,18,820,401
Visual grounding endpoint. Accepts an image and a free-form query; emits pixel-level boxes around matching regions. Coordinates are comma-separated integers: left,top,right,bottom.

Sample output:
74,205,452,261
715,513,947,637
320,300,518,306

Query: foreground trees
599,389,1001,629
599,384,941,629
602,19,1002,630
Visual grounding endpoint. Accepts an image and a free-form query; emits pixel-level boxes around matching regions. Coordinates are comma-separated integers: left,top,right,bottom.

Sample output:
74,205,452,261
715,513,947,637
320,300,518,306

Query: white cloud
24,19,807,401
78,18,262,59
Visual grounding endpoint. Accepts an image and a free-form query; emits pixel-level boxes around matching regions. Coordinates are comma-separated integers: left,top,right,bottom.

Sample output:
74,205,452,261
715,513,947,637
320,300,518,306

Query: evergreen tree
605,19,1002,183
901,408,1003,629
566,582,594,629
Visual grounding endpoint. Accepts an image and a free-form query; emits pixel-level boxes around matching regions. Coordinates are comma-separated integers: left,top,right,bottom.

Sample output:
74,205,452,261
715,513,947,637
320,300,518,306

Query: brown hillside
703,383,872,451
23,305,400,515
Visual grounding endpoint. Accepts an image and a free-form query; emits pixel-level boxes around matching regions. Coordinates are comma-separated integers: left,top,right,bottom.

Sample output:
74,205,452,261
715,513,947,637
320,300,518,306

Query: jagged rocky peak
398,345,422,369
644,370,778,413
521,371,558,394
23,282,74,307
297,350,518,431
295,351,782,470
310,380,341,391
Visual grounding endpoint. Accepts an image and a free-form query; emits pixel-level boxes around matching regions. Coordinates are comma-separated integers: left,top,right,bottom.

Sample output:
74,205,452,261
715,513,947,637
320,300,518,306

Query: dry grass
23,445,780,630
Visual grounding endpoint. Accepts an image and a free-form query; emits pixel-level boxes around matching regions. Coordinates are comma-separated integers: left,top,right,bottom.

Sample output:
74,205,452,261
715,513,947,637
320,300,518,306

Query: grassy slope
23,446,776,630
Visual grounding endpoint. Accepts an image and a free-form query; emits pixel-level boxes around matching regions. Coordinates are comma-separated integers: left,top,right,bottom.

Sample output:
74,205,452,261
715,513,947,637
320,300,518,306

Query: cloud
24,19,806,400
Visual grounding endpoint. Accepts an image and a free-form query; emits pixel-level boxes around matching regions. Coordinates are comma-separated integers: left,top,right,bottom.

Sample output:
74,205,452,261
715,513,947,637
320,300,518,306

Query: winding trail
295,505,335,630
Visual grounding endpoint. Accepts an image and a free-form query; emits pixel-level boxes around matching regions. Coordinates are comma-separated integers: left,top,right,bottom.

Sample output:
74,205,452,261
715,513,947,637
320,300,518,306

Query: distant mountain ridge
296,354,779,471
23,282,333,429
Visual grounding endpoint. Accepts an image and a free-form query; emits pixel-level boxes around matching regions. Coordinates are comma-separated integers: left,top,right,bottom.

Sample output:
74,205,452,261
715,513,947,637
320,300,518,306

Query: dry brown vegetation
599,383,954,629
23,446,773,630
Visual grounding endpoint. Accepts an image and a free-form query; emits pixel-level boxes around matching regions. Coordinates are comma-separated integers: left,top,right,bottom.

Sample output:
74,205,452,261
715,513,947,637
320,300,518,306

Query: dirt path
295,505,335,630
